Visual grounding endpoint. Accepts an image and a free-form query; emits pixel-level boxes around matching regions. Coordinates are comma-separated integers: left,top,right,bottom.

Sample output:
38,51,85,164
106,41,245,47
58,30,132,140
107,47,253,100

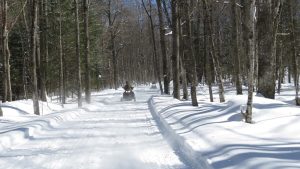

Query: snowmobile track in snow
0,89,193,169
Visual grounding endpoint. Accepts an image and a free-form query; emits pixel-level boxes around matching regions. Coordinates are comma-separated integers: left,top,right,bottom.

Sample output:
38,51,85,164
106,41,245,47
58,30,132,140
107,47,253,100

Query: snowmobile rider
123,81,133,91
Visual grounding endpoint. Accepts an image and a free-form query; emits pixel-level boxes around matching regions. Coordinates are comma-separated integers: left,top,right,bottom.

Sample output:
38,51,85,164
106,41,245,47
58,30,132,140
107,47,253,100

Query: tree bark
4,31,12,102
288,0,299,105
43,0,49,98
171,0,180,99
180,56,188,100
38,0,47,102
142,0,163,94
84,0,91,103
202,0,225,103
180,0,198,106
231,0,243,95
257,1,282,99
202,3,213,102
241,0,256,123
30,0,40,115
0,1,2,102
107,0,118,90
156,0,170,94
111,34,117,90
179,17,188,100
59,0,65,104
195,1,204,83
1,0,11,102
288,65,291,83
74,0,82,107
0,105,2,116
22,6,31,101
277,41,283,94
22,43,28,100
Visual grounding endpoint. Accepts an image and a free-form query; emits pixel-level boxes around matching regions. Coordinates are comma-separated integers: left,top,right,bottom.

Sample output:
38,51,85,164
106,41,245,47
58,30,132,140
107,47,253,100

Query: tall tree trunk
19,23,28,100
231,0,243,95
142,0,163,94
2,0,12,102
257,1,282,99
202,0,225,103
288,65,292,83
0,105,2,116
75,0,82,107
111,35,117,90
277,41,283,94
22,43,28,100
36,0,42,102
206,54,214,102
241,0,256,123
4,33,12,102
107,0,118,90
181,64,188,100
0,2,3,103
180,0,198,106
59,0,65,104
195,0,204,83
38,0,47,102
288,0,300,105
1,0,8,102
84,0,91,103
203,3,213,102
30,0,40,115
22,6,31,101
179,18,188,100
156,0,170,94
171,0,180,99
42,0,49,97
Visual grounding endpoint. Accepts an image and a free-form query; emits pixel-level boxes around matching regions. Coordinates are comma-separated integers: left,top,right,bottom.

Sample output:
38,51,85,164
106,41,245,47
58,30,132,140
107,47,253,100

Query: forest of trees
0,0,299,123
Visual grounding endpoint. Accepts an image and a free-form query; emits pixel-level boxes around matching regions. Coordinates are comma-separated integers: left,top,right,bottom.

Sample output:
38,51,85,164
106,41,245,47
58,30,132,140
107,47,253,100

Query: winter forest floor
0,84,300,169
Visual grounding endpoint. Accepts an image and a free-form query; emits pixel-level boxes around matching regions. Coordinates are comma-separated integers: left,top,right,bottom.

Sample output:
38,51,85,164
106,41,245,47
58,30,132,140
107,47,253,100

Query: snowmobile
150,82,157,89
121,87,136,102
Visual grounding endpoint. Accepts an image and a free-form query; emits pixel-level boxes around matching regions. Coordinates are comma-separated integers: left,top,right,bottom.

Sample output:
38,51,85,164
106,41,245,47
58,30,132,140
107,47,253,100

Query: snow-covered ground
149,84,300,169
1,84,299,169
0,87,190,169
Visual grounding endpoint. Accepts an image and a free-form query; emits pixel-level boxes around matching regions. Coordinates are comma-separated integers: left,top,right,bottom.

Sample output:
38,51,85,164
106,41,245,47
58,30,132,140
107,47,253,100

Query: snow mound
148,96,213,169
149,95,300,169
0,110,82,151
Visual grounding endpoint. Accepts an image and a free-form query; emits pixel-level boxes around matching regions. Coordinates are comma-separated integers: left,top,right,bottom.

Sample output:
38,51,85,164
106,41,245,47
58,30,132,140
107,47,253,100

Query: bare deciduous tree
241,0,256,123
30,0,40,115
171,0,180,99
142,0,163,94
84,0,91,103
257,1,282,99
74,0,82,107
156,0,170,94
202,0,225,103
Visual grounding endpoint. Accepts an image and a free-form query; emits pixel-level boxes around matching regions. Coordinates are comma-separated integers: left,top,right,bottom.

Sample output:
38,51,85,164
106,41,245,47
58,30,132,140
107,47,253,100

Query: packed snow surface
1,84,300,169
0,87,190,169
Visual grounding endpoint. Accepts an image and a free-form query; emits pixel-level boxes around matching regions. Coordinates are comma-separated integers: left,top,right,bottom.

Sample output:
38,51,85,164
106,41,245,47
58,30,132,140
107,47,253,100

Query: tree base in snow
296,97,300,106
0,106,3,116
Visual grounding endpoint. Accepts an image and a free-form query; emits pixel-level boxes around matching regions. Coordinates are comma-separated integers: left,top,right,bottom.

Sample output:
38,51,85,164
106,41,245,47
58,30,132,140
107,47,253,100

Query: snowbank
0,109,83,151
149,96,213,169
149,94,300,169
0,99,82,152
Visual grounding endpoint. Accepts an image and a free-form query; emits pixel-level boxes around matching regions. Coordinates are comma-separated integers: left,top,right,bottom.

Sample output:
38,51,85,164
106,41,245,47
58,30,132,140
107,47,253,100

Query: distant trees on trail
0,0,299,117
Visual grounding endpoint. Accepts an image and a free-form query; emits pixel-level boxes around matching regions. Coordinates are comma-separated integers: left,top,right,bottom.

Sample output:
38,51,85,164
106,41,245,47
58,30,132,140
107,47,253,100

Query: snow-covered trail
0,88,190,169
